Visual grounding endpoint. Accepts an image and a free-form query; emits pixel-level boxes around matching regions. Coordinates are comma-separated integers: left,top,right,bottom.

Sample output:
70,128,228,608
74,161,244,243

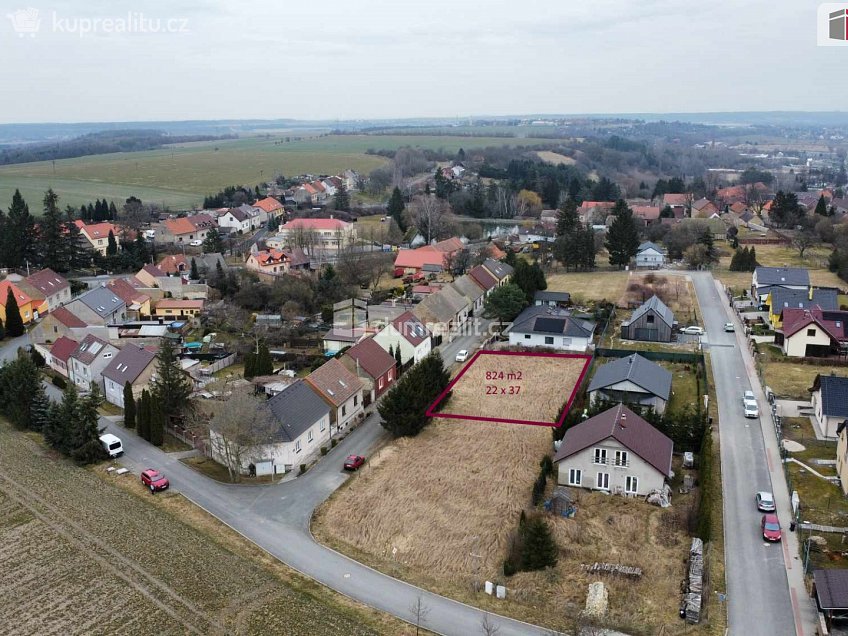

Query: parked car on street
680,326,704,335
189,239,203,247
343,455,366,471
744,400,759,418
140,469,169,493
724,322,735,332
455,350,469,362
756,491,776,512
761,513,782,542
99,433,123,458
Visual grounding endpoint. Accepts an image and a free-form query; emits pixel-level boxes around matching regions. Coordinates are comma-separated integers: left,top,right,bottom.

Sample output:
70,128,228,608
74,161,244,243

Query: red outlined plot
425,350,591,427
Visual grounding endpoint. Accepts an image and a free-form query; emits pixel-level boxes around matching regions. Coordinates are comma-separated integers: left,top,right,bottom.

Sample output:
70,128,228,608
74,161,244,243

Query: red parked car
141,469,170,493
761,513,782,542
344,455,366,471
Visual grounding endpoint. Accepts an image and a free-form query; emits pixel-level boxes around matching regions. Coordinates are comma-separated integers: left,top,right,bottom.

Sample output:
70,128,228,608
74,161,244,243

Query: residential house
217,207,252,233
812,568,848,628
26,268,71,312
159,214,217,244
0,277,45,325
632,206,661,225
274,217,357,249
193,252,228,276
778,307,848,358
239,203,267,229
154,299,205,320
468,265,499,296
482,258,513,286
752,267,811,304
620,295,675,343
245,248,310,277
254,196,285,220
64,286,127,326
157,254,190,276
47,336,79,377
553,404,674,496
579,201,616,224
452,275,486,314
323,327,368,354
305,358,365,434
373,311,431,365
32,306,87,344
135,264,167,288
508,306,596,352
412,284,470,340
106,278,152,320
766,288,839,329
76,221,122,255
291,183,318,205
68,334,119,391
692,198,719,218
830,197,848,216
310,180,328,202
393,237,465,277
534,291,571,308
635,242,666,269
587,353,673,415
101,344,158,408
661,193,692,216
340,337,397,405
811,374,848,439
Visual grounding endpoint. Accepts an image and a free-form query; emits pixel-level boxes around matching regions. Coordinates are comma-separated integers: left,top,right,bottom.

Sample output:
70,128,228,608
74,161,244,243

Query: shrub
52,375,67,389
540,454,553,477
503,559,517,577
320,446,328,456
331,438,337,448
299,463,307,475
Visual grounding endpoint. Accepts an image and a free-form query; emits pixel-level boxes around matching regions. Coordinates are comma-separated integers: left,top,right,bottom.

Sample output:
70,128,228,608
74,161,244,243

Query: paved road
103,320,553,636
690,272,803,635
0,331,32,364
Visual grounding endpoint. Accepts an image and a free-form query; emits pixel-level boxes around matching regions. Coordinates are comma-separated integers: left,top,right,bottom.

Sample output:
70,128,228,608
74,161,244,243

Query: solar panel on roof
534,317,566,333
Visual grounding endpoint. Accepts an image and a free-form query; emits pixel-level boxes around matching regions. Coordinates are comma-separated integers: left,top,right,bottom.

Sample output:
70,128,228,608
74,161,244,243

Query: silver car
756,491,775,512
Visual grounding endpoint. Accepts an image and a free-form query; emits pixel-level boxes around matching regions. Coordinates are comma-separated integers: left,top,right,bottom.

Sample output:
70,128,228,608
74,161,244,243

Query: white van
99,433,124,458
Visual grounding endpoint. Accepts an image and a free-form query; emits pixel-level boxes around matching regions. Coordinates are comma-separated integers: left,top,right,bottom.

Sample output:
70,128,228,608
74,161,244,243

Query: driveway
690,271,813,635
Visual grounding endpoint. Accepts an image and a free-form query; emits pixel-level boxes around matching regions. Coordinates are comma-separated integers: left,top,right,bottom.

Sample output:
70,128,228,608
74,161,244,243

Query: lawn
713,244,845,294
546,270,630,305
313,413,695,634
759,356,820,400
0,418,407,635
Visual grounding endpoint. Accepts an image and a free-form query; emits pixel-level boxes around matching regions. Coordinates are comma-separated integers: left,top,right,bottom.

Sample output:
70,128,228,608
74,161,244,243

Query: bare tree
207,388,278,482
365,253,394,290
444,248,472,278
408,596,430,636
480,613,501,635
407,195,451,243
792,229,819,258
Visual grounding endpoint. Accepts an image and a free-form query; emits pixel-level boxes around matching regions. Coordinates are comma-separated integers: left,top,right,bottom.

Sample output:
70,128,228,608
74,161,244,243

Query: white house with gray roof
752,267,810,304
507,306,595,352
210,380,332,476
635,242,665,269
101,344,158,408
64,286,127,326
587,353,673,415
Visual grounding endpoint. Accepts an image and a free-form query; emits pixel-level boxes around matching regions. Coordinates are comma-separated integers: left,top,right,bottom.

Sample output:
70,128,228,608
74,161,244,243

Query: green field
0,134,561,210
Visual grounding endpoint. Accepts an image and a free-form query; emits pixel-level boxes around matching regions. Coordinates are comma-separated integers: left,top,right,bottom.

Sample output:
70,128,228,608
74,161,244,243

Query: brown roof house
48,336,79,377
373,311,431,366
101,344,158,408
305,358,365,435
26,268,71,313
412,284,470,341
451,274,486,314
68,334,120,392
553,404,673,497
32,305,87,344
341,337,397,405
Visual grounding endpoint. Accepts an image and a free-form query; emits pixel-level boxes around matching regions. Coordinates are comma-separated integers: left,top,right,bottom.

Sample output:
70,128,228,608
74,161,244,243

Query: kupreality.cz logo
819,4,848,45
5,6,189,38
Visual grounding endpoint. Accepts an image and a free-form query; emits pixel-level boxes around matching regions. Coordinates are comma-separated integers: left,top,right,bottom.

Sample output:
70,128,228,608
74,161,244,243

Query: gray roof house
769,287,838,314
65,286,127,326
101,344,158,408
413,284,470,339
635,242,665,269
812,374,848,439
620,295,675,343
68,334,120,391
451,275,485,313
534,291,571,307
508,306,595,352
752,266,810,301
211,380,333,477
482,258,514,285
587,353,673,415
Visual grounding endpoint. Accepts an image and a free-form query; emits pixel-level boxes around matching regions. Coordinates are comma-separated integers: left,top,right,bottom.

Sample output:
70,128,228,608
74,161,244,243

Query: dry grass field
714,244,846,293
436,352,587,424
0,420,408,636
546,270,630,305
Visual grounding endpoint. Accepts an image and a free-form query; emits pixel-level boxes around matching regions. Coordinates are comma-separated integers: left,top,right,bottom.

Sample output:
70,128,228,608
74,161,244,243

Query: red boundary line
425,350,592,428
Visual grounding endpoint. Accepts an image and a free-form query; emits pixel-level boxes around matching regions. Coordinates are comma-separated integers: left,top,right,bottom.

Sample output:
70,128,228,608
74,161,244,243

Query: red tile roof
80,222,120,240
468,265,498,291
579,201,615,210
282,218,350,231
163,214,216,236
157,254,189,275
632,206,660,220
51,306,86,328
106,278,150,306
394,246,445,270
26,268,69,296
50,336,79,363
662,193,691,206
390,311,430,346
253,197,284,213
553,404,673,476
343,337,396,380
0,279,43,308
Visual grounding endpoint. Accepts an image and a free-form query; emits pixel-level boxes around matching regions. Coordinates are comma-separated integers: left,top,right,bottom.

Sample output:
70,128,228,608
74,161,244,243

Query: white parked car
455,350,469,362
189,239,203,247
680,326,704,335
743,399,759,418
724,322,735,332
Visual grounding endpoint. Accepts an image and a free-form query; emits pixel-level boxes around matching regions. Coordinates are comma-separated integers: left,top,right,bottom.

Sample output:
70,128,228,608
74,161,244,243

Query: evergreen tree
434,166,452,199
71,383,107,464
108,201,118,220
378,352,449,437
5,189,36,269
512,260,547,304
202,227,224,254
5,287,25,337
243,351,256,379
29,384,51,433
123,381,136,429
45,384,78,453
605,199,640,269
519,515,558,571
555,199,578,236
65,210,91,271
106,230,118,256
729,248,742,271
0,315,5,340
483,283,528,332
137,390,151,441
190,257,199,280
40,188,68,271
387,187,406,231
815,194,829,216
149,401,164,447
0,354,41,430
255,341,273,376
394,344,402,368
150,337,192,427
133,233,151,265
333,182,350,211
748,246,758,271
697,226,718,265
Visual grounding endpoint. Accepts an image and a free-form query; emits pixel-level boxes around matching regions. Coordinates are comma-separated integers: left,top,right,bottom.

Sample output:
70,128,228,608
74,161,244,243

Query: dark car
343,455,366,471
761,513,782,542
141,469,170,493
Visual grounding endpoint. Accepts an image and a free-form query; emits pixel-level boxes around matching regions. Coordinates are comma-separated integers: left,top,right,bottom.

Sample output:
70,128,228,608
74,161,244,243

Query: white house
68,334,120,392
635,242,665,269
100,344,158,408
811,374,848,439
217,208,252,233
373,311,432,365
508,306,595,352
752,267,810,304
553,404,673,497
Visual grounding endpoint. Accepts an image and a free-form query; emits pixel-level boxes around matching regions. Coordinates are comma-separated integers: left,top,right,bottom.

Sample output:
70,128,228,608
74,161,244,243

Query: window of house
646,314,655,324
625,475,638,494
103,352,112,359
354,395,358,406
807,328,816,337
544,336,554,345
319,419,326,432
568,468,582,486
342,405,347,416
378,378,384,389
593,448,607,465
596,472,609,490
614,450,628,467
295,440,301,453
524,334,531,339
308,430,313,443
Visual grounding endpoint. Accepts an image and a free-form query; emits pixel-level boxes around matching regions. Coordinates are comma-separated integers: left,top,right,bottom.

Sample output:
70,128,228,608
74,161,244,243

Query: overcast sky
0,0,843,123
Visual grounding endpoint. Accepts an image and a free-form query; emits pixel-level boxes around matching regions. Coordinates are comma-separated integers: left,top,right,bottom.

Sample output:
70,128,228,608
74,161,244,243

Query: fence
200,353,236,375
595,347,706,366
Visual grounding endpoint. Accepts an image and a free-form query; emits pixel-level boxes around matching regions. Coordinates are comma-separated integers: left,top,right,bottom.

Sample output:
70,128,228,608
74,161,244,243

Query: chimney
619,411,627,428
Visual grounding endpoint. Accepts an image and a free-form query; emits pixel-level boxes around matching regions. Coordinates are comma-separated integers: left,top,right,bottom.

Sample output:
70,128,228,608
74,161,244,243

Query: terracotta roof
107,278,150,306
390,311,430,346
26,268,69,296
300,183,318,195
468,265,498,291
157,254,189,275
311,180,326,192
305,358,363,407
431,237,464,253
579,201,615,210
80,222,120,241
251,248,309,268
253,197,284,213
394,246,446,270
50,336,79,363
101,343,157,385
662,193,691,206
163,214,216,235
156,299,205,310
632,206,660,220
553,404,673,476
343,337,396,380
0,279,44,308
140,264,167,279
51,306,86,328
281,218,350,231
